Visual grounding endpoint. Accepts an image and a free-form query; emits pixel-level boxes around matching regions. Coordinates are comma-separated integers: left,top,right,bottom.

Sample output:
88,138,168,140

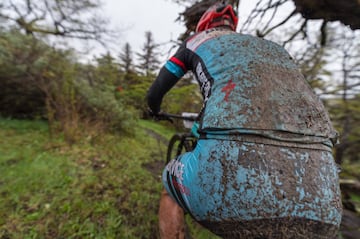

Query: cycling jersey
147,27,338,149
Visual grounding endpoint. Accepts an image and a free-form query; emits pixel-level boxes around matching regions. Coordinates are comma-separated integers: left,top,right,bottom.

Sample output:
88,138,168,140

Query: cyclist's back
192,31,336,145
147,3,342,239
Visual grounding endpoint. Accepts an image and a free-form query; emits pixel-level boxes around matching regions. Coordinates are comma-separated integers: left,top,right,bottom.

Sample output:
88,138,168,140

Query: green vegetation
0,118,219,238
0,118,161,238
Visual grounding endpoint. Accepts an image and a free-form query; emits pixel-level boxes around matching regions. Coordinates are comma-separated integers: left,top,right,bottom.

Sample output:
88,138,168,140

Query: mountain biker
146,2,342,238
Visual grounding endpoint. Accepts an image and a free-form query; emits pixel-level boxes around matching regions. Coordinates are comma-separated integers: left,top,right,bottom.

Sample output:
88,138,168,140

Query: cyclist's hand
157,113,173,123
148,109,173,123
147,108,159,119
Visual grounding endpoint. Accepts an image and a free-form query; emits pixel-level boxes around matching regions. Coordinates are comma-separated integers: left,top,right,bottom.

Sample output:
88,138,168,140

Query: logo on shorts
166,159,185,181
172,178,190,195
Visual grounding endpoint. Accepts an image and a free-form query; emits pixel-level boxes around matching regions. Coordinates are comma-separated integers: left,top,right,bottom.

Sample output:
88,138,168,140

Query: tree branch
282,19,307,46
257,9,297,37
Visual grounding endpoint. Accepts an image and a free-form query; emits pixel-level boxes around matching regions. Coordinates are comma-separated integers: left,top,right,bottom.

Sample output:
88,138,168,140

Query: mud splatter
199,217,339,239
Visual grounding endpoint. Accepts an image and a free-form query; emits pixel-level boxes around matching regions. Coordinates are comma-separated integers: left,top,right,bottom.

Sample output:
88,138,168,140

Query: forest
0,0,359,238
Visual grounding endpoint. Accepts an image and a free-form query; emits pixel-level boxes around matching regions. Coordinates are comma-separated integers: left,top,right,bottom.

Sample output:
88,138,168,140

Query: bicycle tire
166,133,193,164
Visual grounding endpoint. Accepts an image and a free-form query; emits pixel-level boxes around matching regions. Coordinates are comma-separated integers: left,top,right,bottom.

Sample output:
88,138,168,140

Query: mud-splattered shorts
162,138,342,239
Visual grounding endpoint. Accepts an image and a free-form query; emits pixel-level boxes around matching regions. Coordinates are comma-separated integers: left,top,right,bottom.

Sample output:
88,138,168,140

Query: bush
0,29,49,119
76,82,136,135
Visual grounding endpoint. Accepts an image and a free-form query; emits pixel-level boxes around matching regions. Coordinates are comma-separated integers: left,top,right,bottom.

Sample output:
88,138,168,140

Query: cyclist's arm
147,43,189,114
147,67,180,114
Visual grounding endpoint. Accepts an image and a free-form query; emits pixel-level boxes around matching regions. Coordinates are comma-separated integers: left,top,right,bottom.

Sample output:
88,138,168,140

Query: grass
138,119,176,139
341,160,360,180
0,118,219,239
2,117,359,238
0,118,161,238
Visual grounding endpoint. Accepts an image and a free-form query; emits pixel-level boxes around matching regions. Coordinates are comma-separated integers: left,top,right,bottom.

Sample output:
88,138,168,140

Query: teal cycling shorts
162,138,342,239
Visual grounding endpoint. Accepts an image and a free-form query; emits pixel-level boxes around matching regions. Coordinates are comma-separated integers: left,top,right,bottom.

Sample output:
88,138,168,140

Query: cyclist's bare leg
158,189,185,239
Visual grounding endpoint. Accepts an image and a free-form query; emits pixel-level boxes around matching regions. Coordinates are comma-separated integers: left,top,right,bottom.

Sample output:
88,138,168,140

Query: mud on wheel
166,133,197,164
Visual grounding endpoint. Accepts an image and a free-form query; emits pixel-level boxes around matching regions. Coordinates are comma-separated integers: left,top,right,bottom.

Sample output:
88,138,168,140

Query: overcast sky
94,0,259,61
101,0,186,60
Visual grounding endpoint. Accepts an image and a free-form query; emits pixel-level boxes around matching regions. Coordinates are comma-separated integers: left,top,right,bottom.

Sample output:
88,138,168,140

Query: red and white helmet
196,2,238,32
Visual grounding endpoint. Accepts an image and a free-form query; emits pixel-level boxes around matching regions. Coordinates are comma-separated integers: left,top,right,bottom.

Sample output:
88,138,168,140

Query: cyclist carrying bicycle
147,2,342,238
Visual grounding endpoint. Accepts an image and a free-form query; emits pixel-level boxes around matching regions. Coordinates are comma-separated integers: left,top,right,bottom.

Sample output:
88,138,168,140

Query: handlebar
157,112,199,122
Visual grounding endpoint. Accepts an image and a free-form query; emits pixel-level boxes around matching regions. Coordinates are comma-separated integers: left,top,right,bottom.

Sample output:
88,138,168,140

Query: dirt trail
144,128,168,145
142,128,169,178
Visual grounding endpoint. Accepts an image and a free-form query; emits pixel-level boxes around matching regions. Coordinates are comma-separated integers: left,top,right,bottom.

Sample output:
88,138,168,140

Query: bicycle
157,112,199,164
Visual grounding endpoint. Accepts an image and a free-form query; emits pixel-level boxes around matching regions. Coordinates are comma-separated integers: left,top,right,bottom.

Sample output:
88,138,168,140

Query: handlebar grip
158,112,198,121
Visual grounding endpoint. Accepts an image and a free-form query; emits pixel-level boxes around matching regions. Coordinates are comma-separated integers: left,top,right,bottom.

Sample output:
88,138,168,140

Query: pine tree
119,42,135,74
137,31,161,76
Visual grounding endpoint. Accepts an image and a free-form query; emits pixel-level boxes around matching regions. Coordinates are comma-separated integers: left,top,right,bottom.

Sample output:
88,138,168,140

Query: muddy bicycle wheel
166,133,194,164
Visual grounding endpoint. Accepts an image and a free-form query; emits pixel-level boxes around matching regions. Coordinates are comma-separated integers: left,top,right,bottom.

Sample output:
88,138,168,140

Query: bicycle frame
158,112,199,164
